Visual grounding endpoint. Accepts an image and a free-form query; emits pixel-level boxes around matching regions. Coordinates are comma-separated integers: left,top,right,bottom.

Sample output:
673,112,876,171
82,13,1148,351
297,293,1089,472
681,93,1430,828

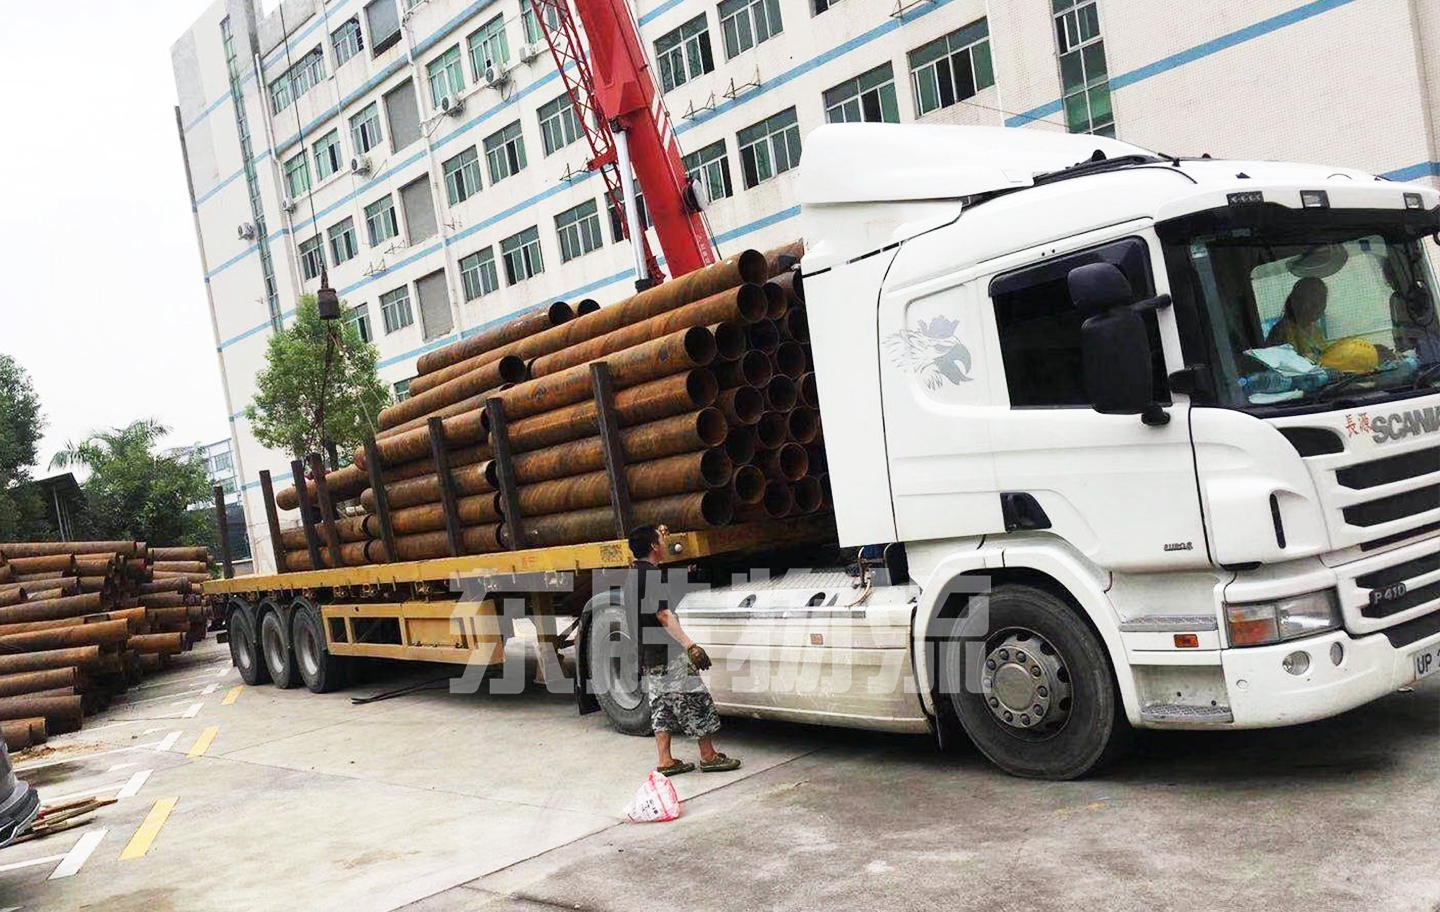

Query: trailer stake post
589,362,634,538
363,438,399,564
485,398,526,550
307,453,345,570
290,460,324,571
258,470,289,573
212,485,234,579
427,417,465,558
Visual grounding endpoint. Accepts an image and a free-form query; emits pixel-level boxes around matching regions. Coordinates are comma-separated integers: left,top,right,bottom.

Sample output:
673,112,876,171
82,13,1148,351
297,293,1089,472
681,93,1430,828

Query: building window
332,17,364,65
825,63,899,124
521,0,560,44
212,451,233,472
269,47,326,114
364,194,400,246
813,0,840,12
283,152,311,199
655,14,713,93
719,0,782,59
442,147,483,205
298,235,326,281
1053,0,1113,136
380,286,414,333
347,302,373,343
328,218,359,264
313,129,343,180
366,0,402,55
459,248,500,300
350,102,382,154
537,95,581,155
500,226,544,283
384,81,421,151
737,107,801,189
468,15,510,76
607,192,649,242
683,140,733,203
484,121,528,183
427,45,465,107
394,378,413,401
908,18,994,117
556,199,603,262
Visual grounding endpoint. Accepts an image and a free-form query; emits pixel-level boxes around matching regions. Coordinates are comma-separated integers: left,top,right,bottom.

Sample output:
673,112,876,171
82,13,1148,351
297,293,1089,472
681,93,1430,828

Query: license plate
1411,642,1440,682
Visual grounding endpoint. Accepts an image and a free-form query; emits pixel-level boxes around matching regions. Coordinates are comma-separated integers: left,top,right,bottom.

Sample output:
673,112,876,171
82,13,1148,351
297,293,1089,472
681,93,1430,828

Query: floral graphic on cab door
883,315,973,389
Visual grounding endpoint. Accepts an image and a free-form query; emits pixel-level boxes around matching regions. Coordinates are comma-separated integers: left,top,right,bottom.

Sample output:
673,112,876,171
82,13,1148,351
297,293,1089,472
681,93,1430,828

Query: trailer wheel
587,603,651,735
228,599,270,686
291,599,348,693
941,584,1124,780
260,608,299,689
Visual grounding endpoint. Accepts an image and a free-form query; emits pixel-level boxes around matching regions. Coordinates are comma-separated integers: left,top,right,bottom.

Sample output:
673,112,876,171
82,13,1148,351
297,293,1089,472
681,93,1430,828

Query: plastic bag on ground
624,770,681,822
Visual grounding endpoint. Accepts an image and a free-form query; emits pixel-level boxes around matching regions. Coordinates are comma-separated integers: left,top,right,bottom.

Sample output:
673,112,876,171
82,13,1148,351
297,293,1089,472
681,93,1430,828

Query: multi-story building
167,438,255,571
172,0,1439,573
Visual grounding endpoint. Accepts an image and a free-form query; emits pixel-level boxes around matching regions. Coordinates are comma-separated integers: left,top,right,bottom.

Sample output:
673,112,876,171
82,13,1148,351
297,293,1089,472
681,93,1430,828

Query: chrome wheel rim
979,627,1073,740
297,625,321,678
262,619,286,674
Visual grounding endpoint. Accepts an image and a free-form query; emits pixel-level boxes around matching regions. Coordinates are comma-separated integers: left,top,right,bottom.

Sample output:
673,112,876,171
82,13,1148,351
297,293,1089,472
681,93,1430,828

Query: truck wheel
941,584,1123,780
260,608,299,689
587,603,652,735
228,600,270,686
291,599,347,694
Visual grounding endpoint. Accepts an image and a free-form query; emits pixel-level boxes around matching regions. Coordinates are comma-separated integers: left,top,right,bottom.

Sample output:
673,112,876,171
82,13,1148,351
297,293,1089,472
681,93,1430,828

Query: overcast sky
0,1,241,475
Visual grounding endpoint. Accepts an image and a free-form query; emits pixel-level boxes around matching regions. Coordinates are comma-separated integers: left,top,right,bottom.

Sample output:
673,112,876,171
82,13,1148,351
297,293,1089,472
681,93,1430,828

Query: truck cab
656,124,1440,779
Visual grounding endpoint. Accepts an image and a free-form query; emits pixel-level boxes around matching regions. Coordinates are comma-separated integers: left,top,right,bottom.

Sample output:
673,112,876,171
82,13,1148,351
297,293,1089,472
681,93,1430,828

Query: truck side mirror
1069,263,1171,426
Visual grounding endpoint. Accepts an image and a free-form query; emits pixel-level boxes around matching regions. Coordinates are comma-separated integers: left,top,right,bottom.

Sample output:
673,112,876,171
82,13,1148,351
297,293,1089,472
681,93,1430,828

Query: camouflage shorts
643,654,721,738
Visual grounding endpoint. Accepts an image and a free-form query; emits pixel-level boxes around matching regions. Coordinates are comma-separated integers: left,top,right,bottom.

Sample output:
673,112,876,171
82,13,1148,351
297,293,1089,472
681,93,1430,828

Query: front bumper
1221,621,1440,727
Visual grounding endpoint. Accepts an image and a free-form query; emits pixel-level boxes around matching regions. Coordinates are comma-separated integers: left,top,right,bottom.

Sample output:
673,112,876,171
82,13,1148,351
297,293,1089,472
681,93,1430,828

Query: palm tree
50,419,170,471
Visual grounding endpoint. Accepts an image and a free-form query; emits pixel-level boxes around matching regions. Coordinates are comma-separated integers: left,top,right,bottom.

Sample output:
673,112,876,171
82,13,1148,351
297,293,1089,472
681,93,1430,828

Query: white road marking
16,739,167,772
154,731,182,752
107,763,139,773
201,682,218,695
117,688,204,708
134,670,228,690
0,853,67,873
49,828,107,879
216,664,232,677
182,703,203,718
84,720,144,733
114,770,152,800
142,727,162,735
43,782,132,805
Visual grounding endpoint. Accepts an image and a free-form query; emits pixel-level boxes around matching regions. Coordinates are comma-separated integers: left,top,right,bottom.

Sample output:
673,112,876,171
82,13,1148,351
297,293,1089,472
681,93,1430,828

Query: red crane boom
530,0,717,288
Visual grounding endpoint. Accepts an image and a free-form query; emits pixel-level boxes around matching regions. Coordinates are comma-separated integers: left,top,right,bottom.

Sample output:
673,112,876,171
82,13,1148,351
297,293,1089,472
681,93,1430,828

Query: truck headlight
1224,590,1340,647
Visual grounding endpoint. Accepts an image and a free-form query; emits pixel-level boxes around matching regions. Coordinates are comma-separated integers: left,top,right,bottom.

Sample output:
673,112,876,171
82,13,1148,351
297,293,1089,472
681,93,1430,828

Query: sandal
699,753,741,773
656,759,695,776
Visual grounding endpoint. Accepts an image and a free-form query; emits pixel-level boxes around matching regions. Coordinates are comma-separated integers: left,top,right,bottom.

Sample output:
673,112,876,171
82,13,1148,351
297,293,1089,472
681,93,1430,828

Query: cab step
1140,703,1234,723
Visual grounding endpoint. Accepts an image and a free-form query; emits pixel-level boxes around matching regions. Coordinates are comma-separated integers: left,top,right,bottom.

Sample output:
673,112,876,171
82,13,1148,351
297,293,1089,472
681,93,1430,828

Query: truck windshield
1166,213,1440,411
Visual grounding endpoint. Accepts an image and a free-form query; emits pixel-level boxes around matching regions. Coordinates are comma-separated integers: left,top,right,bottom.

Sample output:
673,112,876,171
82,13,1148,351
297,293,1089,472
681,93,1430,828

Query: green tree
0,354,49,541
51,419,214,546
245,296,390,462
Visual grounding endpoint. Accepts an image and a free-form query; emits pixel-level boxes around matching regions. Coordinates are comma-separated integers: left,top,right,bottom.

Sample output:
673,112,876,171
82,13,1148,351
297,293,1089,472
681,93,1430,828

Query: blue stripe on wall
637,0,688,27
1007,0,1366,126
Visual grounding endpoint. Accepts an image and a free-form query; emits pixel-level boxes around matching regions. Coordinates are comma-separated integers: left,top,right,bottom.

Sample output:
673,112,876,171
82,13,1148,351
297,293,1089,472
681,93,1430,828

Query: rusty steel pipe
75,576,114,595
379,386,511,438
0,695,83,733
0,619,128,652
0,720,38,751
513,449,733,517
0,668,76,699
804,444,828,474
798,372,820,409
139,593,189,609
0,593,106,626
505,410,727,486
755,444,809,483
711,322,747,361
732,465,766,504
275,463,370,510
369,493,504,536
136,579,190,596
712,351,772,389
735,481,794,522
818,472,833,510
148,546,210,562
359,462,495,511
128,633,186,655
505,370,716,454
384,444,491,481
145,607,191,629
745,319,779,354
151,561,208,574
0,541,139,559
361,525,505,562
715,386,763,426
773,341,807,379
724,426,758,465
782,308,809,344
355,410,487,470
0,646,101,676
507,490,735,548
379,354,526,430
0,616,101,640
0,581,30,596
761,281,787,321
755,412,789,449
765,375,797,412
73,556,117,575
0,590,23,608
414,300,574,379
5,554,77,575
35,583,84,600
788,408,820,444
0,564,9,585
528,285,766,379
150,571,212,583
280,514,370,551
764,240,805,279
15,572,64,583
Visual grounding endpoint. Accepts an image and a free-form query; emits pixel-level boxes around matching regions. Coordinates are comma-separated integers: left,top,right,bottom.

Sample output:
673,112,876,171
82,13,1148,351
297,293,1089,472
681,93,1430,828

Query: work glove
687,643,712,672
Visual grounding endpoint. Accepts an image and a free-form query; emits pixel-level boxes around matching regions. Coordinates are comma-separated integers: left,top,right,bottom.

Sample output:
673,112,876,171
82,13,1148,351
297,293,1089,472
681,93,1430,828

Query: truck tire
228,599,270,686
259,607,299,690
941,584,1124,780
291,599,348,694
586,602,652,735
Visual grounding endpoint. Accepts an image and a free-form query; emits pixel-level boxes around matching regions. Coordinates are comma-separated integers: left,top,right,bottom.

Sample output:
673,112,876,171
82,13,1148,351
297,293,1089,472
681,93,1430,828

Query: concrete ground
0,638,1434,912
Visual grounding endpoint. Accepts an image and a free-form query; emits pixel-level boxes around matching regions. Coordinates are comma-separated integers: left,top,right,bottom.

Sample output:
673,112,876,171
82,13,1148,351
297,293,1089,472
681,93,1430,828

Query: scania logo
1369,583,1408,608
1371,406,1440,444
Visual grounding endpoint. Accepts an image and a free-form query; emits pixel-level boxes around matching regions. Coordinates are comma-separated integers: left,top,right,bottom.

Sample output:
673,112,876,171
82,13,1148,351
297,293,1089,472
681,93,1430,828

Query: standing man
629,524,741,775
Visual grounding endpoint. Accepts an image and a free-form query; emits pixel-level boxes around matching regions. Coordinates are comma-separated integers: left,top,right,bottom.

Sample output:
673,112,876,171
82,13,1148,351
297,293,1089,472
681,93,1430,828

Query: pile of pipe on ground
0,542,213,750
274,240,833,569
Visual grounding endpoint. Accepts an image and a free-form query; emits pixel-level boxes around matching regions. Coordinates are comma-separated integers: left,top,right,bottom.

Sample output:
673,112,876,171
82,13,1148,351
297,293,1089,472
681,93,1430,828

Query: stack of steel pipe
271,240,834,567
0,542,213,747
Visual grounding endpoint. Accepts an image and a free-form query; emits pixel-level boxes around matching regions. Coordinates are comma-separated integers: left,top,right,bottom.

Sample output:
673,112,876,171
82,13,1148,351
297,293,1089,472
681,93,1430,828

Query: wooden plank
307,453,344,571
589,362,634,539
485,398,526,551
290,460,324,572
362,438,399,564
212,486,233,579
427,417,464,558
257,471,288,574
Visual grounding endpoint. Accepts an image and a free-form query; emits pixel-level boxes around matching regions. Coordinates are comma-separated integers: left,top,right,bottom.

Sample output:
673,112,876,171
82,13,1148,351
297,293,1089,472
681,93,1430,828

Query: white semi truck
584,124,1440,779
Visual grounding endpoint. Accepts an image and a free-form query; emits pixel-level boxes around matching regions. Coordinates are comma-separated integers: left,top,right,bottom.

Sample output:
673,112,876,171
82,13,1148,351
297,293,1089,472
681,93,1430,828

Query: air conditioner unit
484,64,509,88
236,222,257,241
350,155,372,175
439,94,464,116
281,196,298,213
519,42,542,64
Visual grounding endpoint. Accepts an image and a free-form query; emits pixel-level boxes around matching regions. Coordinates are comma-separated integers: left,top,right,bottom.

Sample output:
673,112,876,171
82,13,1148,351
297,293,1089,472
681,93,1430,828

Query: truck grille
1356,551,1440,619
1342,484,1440,527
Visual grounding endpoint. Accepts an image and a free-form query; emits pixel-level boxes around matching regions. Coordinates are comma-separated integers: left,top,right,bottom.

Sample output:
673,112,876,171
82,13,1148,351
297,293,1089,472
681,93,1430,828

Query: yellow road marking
186,726,219,759
120,797,177,860
222,686,243,705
